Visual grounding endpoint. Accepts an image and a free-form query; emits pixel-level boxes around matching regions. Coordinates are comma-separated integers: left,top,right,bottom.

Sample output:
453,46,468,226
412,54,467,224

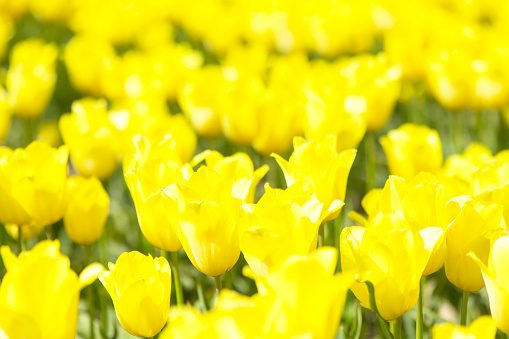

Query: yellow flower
239,182,339,277
27,0,71,23
63,176,109,245
0,306,42,339
6,39,58,119
124,135,188,252
162,167,242,277
469,234,509,334
432,315,497,338
0,141,68,229
36,121,62,147
0,240,104,339
273,135,356,221
59,98,120,180
380,123,443,180
341,210,430,321
445,196,503,292
99,251,172,338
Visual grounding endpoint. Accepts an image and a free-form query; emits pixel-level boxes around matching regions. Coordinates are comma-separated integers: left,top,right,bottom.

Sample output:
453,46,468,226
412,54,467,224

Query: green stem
365,132,377,191
214,275,222,294
318,223,325,248
85,246,95,339
416,279,423,339
196,277,208,312
17,225,23,253
461,291,469,326
394,317,402,339
170,251,184,306
24,118,35,147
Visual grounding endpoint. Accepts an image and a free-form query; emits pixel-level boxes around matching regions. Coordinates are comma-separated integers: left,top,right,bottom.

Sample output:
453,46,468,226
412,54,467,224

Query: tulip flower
341,210,430,321
99,251,172,338
63,176,109,245
6,39,58,119
59,98,121,180
272,135,356,222
380,123,443,180
239,182,342,277
0,141,68,230
432,316,497,338
469,234,509,334
162,166,242,277
0,240,104,339
445,196,503,292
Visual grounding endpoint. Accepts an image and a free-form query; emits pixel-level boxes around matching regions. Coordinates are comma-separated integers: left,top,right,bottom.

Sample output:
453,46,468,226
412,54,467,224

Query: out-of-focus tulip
99,251,172,338
272,135,356,222
124,135,188,252
432,315,497,338
0,240,104,339
63,176,109,245
59,98,120,180
27,0,71,23
162,167,242,277
341,210,430,321
469,234,509,334
240,182,339,277
0,141,68,230
36,121,62,147
6,39,58,119
191,150,268,203
380,123,443,180
445,196,503,292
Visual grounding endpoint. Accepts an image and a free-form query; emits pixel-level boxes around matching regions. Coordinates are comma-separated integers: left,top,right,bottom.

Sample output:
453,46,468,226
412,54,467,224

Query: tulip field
2,1,509,338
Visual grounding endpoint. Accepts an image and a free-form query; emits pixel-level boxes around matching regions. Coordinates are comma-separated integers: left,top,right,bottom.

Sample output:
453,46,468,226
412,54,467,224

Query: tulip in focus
63,176,109,245
432,315,497,338
380,123,443,179
99,251,172,338
0,240,104,339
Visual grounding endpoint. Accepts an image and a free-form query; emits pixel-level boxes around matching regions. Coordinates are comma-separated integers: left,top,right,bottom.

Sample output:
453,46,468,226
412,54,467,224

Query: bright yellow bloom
380,123,443,180
341,210,430,321
27,0,71,23
162,167,243,277
63,176,109,245
0,141,68,229
432,315,497,338
240,182,340,277
124,134,188,252
99,251,172,338
6,39,58,119
273,135,356,222
0,306,42,339
59,98,120,180
470,234,509,334
0,240,104,339
445,196,503,292
36,121,62,147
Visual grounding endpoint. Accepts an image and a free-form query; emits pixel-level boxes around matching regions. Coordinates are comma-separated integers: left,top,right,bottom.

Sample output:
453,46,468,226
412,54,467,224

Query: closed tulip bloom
99,251,172,338
469,234,509,334
6,39,58,119
63,176,109,245
380,123,443,180
432,315,497,338
162,167,242,277
272,135,356,221
124,135,187,252
445,196,503,292
341,210,430,321
59,98,120,180
0,240,104,339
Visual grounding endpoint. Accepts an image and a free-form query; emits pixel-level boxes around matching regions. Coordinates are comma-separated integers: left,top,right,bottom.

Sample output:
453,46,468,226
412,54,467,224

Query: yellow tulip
63,176,109,245
0,306,42,339
6,39,58,119
445,196,503,292
162,167,242,277
272,135,356,221
469,234,509,334
36,121,62,147
0,240,104,339
341,210,430,321
124,134,187,252
99,251,172,338
0,141,68,229
27,0,71,23
59,98,120,180
432,315,497,338
191,150,269,203
380,123,443,180
239,182,340,277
